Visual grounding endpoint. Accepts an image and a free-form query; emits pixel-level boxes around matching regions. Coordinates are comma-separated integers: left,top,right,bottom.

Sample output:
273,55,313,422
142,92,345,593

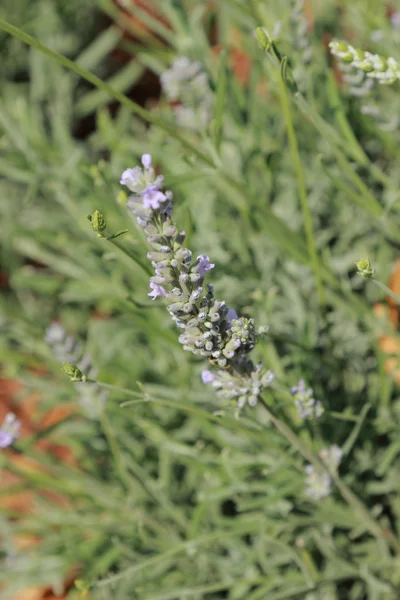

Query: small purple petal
142,186,167,210
120,167,143,192
226,308,238,323
201,370,215,384
141,154,152,169
196,254,215,277
148,281,167,300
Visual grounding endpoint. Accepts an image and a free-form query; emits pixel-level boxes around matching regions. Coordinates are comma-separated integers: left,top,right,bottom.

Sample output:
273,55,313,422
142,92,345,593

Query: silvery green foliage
304,445,343,500
121,155,273,408
290,0,313,66
329,40,400,85
45,322,107,417
160,57,213,130
291,379,324,420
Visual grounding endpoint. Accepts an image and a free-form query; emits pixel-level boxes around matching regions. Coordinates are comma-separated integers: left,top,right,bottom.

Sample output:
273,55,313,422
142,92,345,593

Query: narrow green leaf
214,49,228,153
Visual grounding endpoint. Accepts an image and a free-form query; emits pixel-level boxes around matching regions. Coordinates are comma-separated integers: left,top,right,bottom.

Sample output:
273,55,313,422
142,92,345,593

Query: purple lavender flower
141,154,152,169
291,379,307,396
148,281,167,300
142,185,168,210
201,370,215,383
120,167,144,193
226,308,238,323
0,413,21,448
121,154,168,213
196,254,215,277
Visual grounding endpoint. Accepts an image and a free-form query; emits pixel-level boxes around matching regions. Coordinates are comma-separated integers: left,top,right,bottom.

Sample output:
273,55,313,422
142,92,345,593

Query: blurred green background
1,0,400,598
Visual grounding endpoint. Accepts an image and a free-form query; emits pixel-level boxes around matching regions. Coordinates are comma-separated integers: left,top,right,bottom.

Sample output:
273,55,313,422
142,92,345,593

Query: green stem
372,279,400,305
258,395,400,554
325,69,369,167
105,233,152,276
277,73,325,305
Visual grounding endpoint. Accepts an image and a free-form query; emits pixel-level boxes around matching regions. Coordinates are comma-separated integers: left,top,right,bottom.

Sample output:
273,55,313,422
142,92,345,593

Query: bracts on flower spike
117,154,274,409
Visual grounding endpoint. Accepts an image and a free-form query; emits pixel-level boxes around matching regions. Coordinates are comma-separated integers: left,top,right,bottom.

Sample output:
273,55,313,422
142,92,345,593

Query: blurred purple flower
201,370,215,384
0,413,21,448
120,167,143,193
141,153,152,169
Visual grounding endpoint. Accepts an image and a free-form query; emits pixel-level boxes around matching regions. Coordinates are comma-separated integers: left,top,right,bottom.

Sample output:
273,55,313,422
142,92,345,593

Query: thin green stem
325,69,369,167
258,395,400,555
372,279,400,305
105,233,152,276
277,73,325,305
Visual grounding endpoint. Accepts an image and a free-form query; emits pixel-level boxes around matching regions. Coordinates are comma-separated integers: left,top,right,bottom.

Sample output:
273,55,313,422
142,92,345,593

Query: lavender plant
2,0,400,597
92,154,274,410
329,40,400,85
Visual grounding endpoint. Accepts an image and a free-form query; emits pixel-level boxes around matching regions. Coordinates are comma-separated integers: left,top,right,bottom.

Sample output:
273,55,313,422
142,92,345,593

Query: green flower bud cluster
356,258,375,279
329,40,400,85
88,210,107,236
62,362,87,383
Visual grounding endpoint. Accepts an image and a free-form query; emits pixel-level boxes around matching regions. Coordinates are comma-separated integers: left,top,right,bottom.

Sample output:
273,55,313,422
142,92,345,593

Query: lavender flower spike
0,413,21,448
119,156,273,408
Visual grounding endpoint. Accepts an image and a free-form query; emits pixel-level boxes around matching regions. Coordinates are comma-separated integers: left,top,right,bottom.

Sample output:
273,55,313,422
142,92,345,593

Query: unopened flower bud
89,210,106,236
176,230,186,244
62,363,87,383
356,258,375,279
256,27,272,51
